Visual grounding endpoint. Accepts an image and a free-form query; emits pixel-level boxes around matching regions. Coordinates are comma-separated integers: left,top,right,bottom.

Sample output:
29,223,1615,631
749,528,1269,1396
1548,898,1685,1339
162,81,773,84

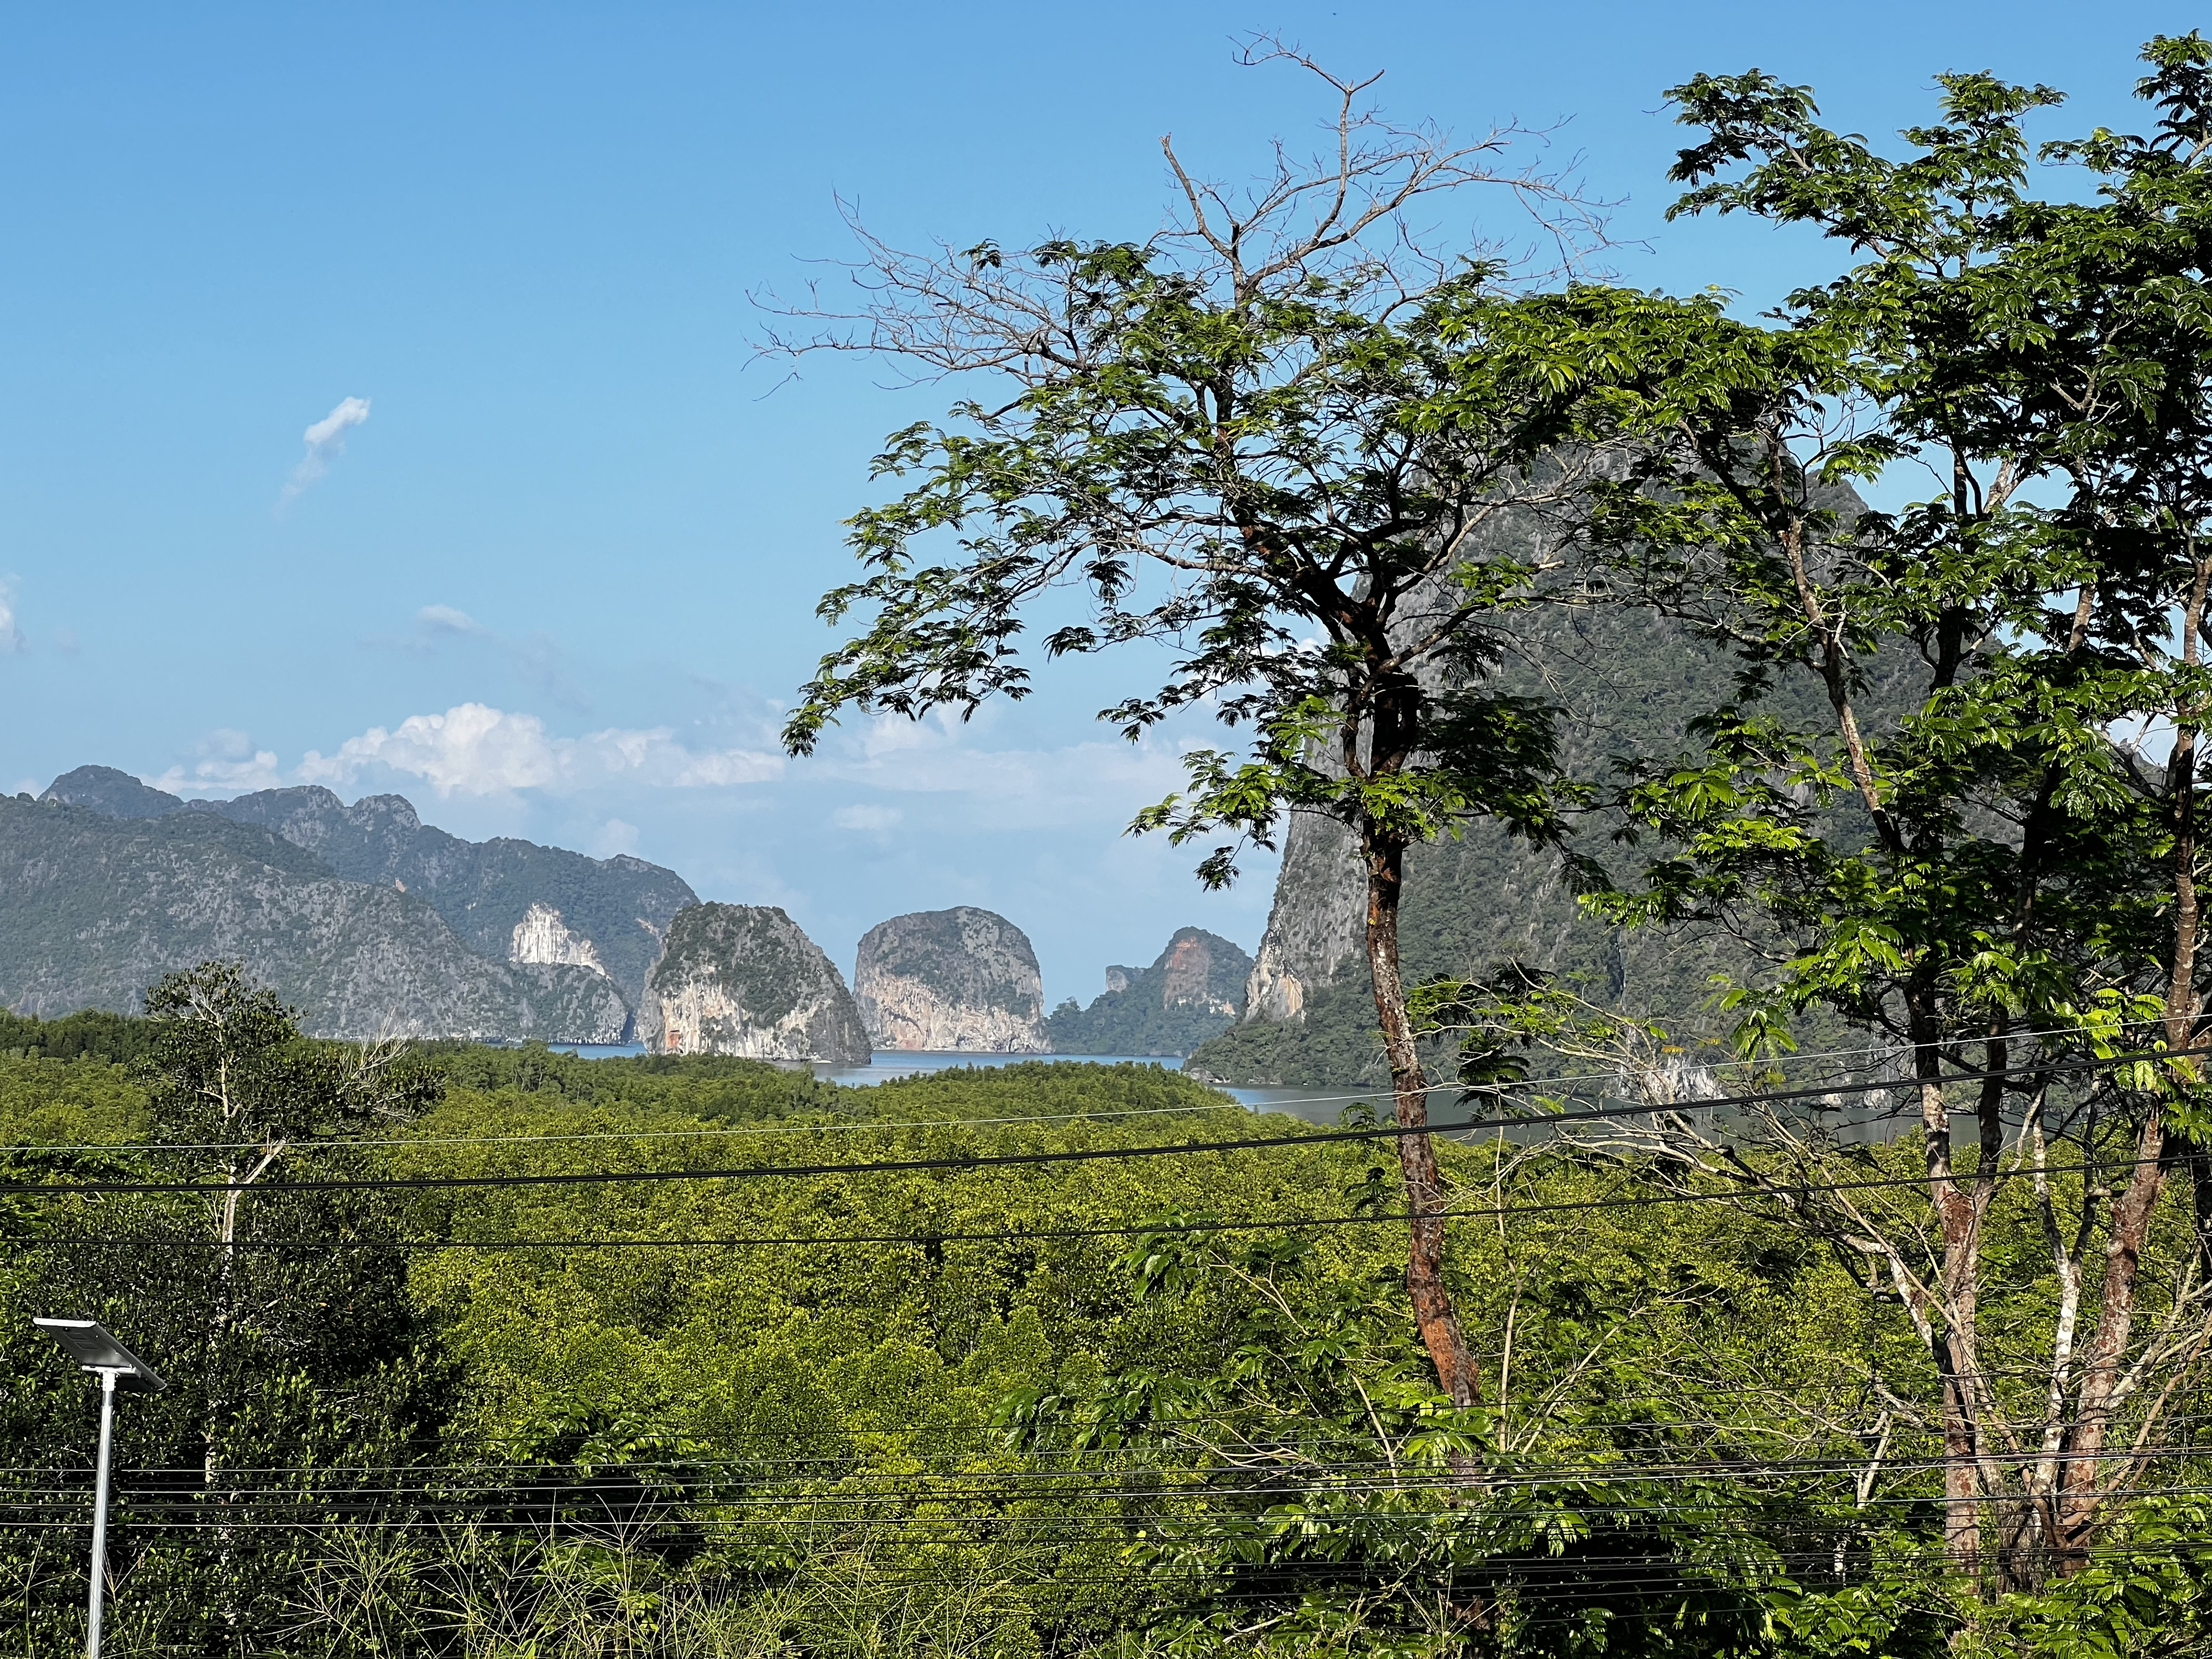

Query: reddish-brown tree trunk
1364,828,1483,1407
2054,552,2211,1566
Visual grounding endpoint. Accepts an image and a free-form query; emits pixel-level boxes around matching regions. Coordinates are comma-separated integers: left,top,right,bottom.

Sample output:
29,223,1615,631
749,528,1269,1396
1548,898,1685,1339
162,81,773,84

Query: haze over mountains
9,766,1261,1060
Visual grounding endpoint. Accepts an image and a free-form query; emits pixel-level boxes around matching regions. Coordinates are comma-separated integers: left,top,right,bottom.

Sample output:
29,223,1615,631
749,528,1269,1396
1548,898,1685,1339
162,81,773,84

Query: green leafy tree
768,46,1611,1406
0,963,447,1654
1442,34,2212,1589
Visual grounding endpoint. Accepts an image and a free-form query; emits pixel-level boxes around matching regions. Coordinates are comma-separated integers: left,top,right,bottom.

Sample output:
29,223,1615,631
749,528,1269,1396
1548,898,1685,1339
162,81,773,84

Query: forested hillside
32,768,698,1035
0,795,630,1040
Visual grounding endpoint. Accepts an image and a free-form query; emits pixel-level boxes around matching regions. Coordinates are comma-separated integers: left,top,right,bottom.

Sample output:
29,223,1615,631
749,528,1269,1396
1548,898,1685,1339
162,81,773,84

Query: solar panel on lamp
31,1319,166,1391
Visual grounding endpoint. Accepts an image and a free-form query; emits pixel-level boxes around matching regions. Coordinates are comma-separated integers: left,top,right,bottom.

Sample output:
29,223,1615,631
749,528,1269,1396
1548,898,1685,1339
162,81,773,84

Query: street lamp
33,1319,165,1659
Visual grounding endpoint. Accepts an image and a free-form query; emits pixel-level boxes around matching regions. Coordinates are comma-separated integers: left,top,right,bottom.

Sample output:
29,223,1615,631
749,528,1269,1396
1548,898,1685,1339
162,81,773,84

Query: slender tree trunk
2054,550,2211,1565
1906,995,1985,1574
1364,824,1482,1407
206,1157,250,1644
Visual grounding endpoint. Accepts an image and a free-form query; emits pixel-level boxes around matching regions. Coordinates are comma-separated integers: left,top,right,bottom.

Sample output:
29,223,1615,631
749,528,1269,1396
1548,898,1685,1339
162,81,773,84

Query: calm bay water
547,1042,1376,1125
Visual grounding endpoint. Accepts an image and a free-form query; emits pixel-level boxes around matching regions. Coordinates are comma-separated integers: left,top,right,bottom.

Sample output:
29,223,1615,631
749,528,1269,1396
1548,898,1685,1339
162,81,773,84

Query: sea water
545,1042,1373,1124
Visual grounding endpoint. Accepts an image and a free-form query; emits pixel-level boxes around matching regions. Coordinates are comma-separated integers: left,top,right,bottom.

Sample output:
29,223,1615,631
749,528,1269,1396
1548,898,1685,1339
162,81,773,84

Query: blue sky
0,1,2187,1001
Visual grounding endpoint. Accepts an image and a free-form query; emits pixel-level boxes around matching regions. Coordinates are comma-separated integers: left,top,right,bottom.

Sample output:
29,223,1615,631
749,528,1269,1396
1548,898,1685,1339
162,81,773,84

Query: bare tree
761,43,1614,1404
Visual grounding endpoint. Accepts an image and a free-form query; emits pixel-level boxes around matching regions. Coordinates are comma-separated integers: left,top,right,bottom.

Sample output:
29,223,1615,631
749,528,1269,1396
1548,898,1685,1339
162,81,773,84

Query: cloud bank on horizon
148,698,1190,818
299,703,783,795
278,395,371,505
125,696,1266,993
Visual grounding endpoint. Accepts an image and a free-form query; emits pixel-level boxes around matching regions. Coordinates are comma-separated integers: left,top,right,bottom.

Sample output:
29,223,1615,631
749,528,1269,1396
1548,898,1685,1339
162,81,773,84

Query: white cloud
279,395,371,504
416,603,488,637
0,578,25,654
830,804,903,832
592,818,641,857
818,710,1188,830
299,702,783,796
152,729,283,795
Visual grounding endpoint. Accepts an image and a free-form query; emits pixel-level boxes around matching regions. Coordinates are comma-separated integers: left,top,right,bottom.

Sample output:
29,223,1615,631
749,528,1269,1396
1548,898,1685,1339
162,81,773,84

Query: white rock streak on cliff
509,902,611,980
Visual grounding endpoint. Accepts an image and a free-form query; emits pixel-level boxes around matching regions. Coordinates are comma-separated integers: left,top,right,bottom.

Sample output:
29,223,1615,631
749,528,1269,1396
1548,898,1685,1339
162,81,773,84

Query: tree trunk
1906,994,1986,1576
2053,551,2212,1564
1364,824,1483,1407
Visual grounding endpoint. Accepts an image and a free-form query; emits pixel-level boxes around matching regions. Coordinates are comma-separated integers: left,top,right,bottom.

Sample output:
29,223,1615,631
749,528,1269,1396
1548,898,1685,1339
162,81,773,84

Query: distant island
1045,927,1251,1057
10,765,1259,1063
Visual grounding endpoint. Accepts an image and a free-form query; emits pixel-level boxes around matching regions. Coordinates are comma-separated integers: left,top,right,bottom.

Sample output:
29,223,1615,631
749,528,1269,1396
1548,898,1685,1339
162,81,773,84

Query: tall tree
1454,33,2212,1587
768,48,1609,1404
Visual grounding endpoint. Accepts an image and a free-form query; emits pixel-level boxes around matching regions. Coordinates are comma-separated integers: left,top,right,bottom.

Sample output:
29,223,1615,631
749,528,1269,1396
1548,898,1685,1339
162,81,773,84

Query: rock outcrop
510,902,612,978
853,907,1048,1052
1242,812,1366,1024
1046,927,1252,1056
637,903,870,1063
0,795,629,1040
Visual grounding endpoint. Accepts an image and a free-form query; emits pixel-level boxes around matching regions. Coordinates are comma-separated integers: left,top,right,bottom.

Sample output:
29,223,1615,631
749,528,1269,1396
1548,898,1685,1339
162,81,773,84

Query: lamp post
33,1319,165,1659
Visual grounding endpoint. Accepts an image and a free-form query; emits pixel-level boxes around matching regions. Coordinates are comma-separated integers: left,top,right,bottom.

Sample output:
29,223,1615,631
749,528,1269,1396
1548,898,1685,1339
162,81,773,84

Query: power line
20,1144,2197,1254
0,1101,1252,1157
8,1040,2201,1200
6,1015,2172,1159
16,1436,2212,1501
19,1483,2212,1530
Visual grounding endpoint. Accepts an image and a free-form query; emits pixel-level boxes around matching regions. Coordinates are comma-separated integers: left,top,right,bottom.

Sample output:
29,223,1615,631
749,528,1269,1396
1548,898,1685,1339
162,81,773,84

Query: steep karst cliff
853,907,1049,1052
0,794,628,1040
509,901,613,978
1046,927,1252,1056
637,902,871,1064
1188,587,1911,1086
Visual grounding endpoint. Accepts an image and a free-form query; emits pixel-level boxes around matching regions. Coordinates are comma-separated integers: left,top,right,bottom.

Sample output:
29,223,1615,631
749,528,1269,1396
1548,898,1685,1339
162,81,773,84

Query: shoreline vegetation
2,989,2205,1655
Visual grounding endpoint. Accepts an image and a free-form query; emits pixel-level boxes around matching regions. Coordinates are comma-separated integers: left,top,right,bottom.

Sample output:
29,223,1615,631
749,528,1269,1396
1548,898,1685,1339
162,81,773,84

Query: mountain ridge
1046,926,1251,1056
42,766,695,1010
0,793,629,1040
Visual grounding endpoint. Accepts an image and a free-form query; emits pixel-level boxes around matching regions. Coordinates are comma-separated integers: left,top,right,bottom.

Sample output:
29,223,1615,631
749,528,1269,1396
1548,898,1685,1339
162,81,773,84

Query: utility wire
22,1145,2200,1253
8,1041,2203,1200
5,1015,2168,1159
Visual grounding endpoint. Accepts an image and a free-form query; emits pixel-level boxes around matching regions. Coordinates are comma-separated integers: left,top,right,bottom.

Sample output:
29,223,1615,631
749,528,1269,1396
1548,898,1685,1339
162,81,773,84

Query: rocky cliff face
0,795,629,1040
1158,927,1249,1015
1046,926,1253,1056
1195,562,1907,1084
509,902,612,978
853,907,1048,1052
1241,816,1366,1025
637,902,871,1063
